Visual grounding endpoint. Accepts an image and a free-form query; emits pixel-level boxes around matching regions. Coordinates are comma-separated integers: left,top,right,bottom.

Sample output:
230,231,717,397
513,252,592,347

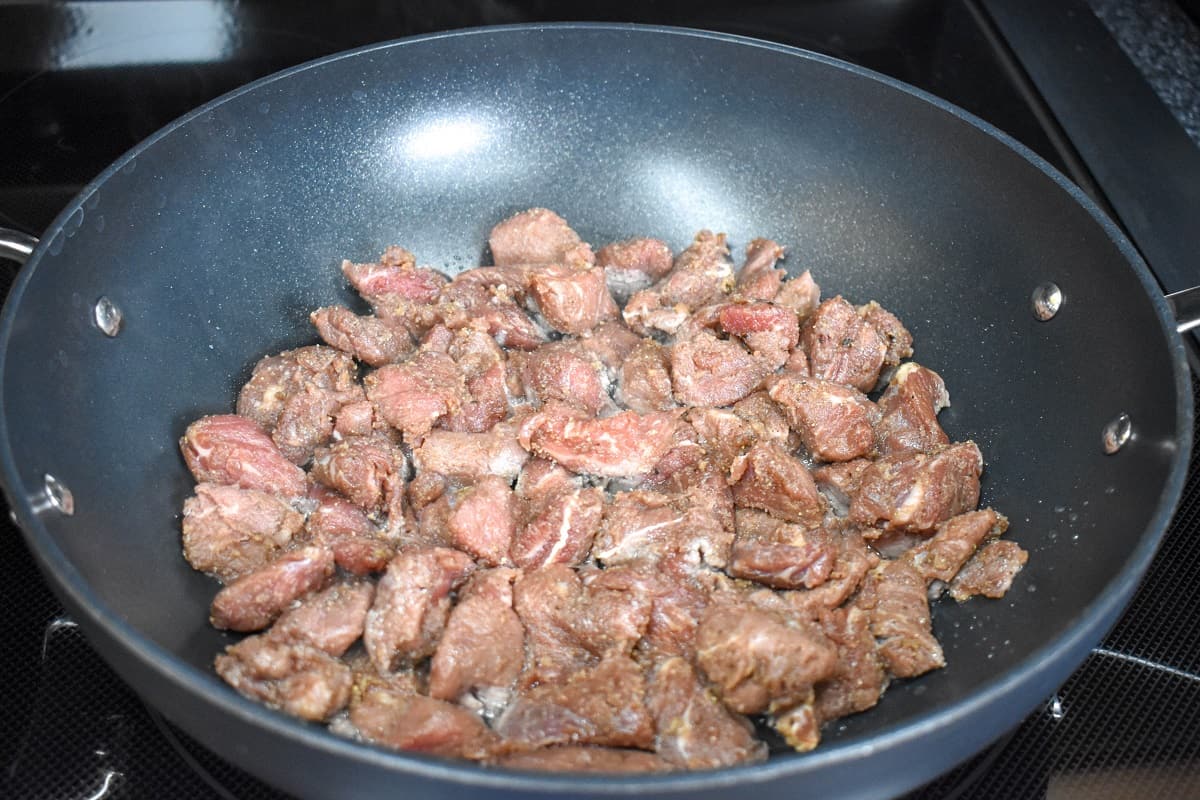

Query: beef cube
515,456,578,504
576,319,643,372
270,580,376,657
305,486,394,575
488,207,594,267
210,546,335,632
350,684,498,759
768,376,879,462
685,408,755,476
718,302,800,369
875,363,950,456
774,270,821,320
856,559,944,679
849,442,983,533
949,539,1028,601
493,746,672,773
182,483,304,582
646,656,767,769
695,603,838,715
735,238,787,302
445,475,518,566
859,300,913,366
905,509,1008,586
429,568,525,709
621,289,691,337
342,251,448,306
781,347,811,377
584,562,714,661
363,547,476,672
617,339,675,414
592,489,732,570
310,306,414,366
732,391,795,448
181,415,307,498
730,442,825,525
438,280,548,351
802,297,888,391
812,458,873,514
511,485,604,569
812,606,886,725
658,230,736,309
310,434,406,518
365,351,466,438
443,328,510,433
529,264,619,335
413,418,531,482
215,635,351,722
332,399,385,439
670,330,772,408
521,342,611,415
597,237,674,300
494,655,654,750
518,402,681,478
728,509,839,590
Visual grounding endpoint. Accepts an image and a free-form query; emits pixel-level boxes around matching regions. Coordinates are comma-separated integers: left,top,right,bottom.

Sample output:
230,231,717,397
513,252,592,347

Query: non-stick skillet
0,24,1193,800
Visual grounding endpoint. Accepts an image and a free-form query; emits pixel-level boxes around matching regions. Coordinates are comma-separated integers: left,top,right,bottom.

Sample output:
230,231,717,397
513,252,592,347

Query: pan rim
0,21,1192,795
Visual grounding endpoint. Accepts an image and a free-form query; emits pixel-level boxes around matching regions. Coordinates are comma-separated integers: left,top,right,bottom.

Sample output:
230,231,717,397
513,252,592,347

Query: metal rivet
33,473,74,516
1031,282,1063,321
93,296,123,337
1102,413,1132,454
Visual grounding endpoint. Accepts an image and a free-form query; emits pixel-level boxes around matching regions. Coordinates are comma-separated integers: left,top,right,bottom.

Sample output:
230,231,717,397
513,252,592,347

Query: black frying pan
0,24,1191,800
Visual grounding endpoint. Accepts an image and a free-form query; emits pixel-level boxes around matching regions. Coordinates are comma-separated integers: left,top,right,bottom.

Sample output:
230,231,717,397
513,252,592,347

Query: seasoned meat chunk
597,237,674,300
310,306,413,366
812,606,886,724
949,539,1028,601
210,546,335,632
718,302,799,369
182,483,304,582
576,319,642,372
849,442,983,533
905,509,1008,585
488,207,594,267
731,391,794,448
365,351,466,438
215,635,351,721
813,458,873,514
181,415,307,498
342,250,447,305
413,418,530,482
774,270,821,320
494,746,672,773
802,297,888,392
521,341,611,415
332,399,385,439
592,489,733,570
583,562,714,661
769,376,879,462
494,655,654,750
438,280,548,351
305,486,394,575
859,300,913,366
444,327,510,433
670,330,772,408
310,434,406,517
728,509,839,590
445,475,518,566
622,231,734,335
730,442,825,526
686,408,754,476
511,485,604,569
875,363,950,456
429,568,524,708
622,289,690,337
529,264,619,335
519,402,681,478
350,684,498,759
514,456,578,504
271,580,375,657
363,547,476,672
617,339,675,414
856,559,944,679
646,657,767,769
735,238,787,302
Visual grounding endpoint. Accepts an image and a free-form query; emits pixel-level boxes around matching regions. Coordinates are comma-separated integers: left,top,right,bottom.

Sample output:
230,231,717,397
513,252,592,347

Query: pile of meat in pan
179,208,1027,773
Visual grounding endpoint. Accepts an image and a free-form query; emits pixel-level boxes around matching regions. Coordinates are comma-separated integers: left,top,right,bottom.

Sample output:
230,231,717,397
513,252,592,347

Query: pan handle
0,227,38,266
1167,286,1200,334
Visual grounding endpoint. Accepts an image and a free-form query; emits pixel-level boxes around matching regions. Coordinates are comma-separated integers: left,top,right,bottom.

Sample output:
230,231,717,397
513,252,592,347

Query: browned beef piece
686,408,755,476
429,568,524,709
437,279,548,351
305,485,394,575
774,270,821,320
695,603,838,715
812,606,886,724
575,319,643,372
182,483,304,582
875,363,950,456
494,746,672,773
622,289,691,337
363,547,476,672
646,656,767,769
583,562,713,661
670,330,772,408
350,684,498,759
271,580,375,657
949,539,1027,601
735,238,787,302
592,488,733,570
310,434,406,519
905,509,1008,585
806,527,880,610
511,485,604,569
488,207,594,267
210,546,335,632
718,302,800,369
617,339,675,414
802,297,888,392
494,655,654,750
331,399,386,439
768,376,880,462
521,341,611,415
512,565,651,686
342,250,447,305
781,347,811,377
514,456,577,503
181,415,307,498
812,458,873,513
859,301,913,366
622,231,735,335
443,327,510,433
519,401,681,478
597,237,674,300
856,559,945,679
849,442,982,533
728,509,839,590
365,351,466,439
310,306,414,366
407,470,447,511
732,391,795,448
445,475,518,566
215,635,352,721
529,264,619,335
730,442,825,526
413,418,531,482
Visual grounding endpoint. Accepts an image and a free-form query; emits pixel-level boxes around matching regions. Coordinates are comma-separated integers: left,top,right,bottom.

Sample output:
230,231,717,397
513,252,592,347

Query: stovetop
2,1,1199,798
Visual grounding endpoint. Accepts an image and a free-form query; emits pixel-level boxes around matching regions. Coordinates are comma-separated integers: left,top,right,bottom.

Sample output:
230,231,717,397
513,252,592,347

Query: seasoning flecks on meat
181,415,307,498
445,475,519,567
443,327,510,433
592,489,733,571
511,485,605,569
582,562,713,661
309,434,406,518
363,547,476,673
735,238,787,302
768,376,879,463
718,302,800,370
310,306,414,367
488,207,595,268
727,509,839,590
438,279,548,351
597,237,674,301
576,319,643,372
905,509,1008,585
493,746,672,773
520,341,612,416
949,539,1028,601
622,231,735,335
670,330,772,408
812,458,873,515
215,635,352,721
849,442,983,534
730,442,825,526
685,409,755,477
617,339,676,414
270,580,376,657
519,401,681,479
349,684,499,759
528,264,619,335
182,483,304,583
802,296,888,392
856,559,945,679
859,300,914,367
812,606,887,724
774,270,821,320
875,363,951,456
364,351,466,439
342,250,447,306
305,485,394,575
413,418,531,482
210,546,335,632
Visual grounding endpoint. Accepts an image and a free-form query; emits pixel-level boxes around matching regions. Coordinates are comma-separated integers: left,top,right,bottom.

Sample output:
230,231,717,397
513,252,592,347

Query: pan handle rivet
1031,282,1063,321
32,473,74,516
1102,413,1132,454
93,296,123,337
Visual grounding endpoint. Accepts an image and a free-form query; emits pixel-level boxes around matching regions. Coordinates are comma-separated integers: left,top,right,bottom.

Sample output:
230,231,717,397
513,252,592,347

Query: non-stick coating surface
0,24,1190,800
